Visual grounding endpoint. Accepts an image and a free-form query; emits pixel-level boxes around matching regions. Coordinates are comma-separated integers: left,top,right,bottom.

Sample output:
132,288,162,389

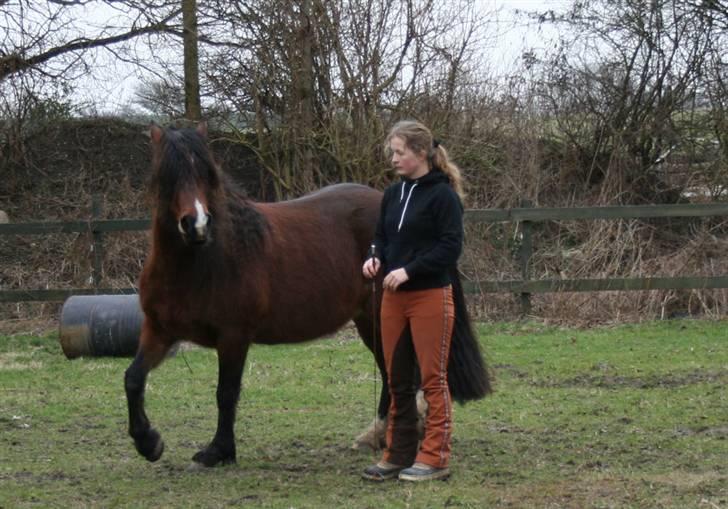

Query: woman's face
389,136,428,179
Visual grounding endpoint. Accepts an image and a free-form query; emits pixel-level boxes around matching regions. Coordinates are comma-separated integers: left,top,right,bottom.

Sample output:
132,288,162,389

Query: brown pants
381,285,454,468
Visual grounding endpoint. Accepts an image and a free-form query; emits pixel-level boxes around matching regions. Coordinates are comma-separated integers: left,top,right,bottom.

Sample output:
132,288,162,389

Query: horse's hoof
192,444,235,467
351,417,387,451
137,428,164,462
351,440,375,451
185,461,206,472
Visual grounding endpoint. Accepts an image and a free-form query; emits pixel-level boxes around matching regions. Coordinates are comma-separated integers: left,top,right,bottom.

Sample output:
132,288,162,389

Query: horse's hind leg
352,310,428,450
124,322,174,462
192,340,249,467
352,307,390,451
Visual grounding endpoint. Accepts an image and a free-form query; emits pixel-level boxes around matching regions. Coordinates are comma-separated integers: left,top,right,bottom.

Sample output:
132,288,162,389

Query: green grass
1,320,726,508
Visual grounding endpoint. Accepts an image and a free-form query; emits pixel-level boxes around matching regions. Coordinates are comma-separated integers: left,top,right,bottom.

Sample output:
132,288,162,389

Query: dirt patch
493,473,726,509
672,426,728,439
0,470,80,484
534,369,728,389
492,476,639,508
492,363,530,380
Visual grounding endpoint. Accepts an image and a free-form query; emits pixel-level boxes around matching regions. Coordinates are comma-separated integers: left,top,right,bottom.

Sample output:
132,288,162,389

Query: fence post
91,193,104,292
518,199,533,316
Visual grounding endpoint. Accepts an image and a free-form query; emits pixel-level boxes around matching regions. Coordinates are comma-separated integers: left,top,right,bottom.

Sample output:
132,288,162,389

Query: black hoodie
373,169,463,291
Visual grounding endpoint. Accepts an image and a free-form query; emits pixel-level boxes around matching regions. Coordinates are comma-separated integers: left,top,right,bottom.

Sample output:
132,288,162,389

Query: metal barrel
59,295,143,359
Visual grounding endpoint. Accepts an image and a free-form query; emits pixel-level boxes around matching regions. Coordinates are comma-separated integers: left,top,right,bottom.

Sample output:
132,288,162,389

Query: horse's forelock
153,127,220,203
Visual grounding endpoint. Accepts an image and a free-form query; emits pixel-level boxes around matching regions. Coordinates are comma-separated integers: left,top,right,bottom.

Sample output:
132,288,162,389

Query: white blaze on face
194,198,209,236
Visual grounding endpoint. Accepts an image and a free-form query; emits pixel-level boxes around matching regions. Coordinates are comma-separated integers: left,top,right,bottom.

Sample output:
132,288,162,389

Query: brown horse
124,122,489,467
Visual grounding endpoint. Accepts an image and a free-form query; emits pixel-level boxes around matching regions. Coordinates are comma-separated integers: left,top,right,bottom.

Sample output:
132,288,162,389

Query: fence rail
2,202,727,310
0,218,150,235
464,202,728,223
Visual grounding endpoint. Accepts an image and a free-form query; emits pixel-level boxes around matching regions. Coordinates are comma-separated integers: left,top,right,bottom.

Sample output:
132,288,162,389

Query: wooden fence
2,201,728,314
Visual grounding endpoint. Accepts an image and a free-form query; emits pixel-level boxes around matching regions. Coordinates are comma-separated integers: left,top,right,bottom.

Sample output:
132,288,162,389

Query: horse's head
150,122,219,246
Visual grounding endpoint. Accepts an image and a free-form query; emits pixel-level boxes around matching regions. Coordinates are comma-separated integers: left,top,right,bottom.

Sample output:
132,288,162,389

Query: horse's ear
149,123,164,145
196,121,208,140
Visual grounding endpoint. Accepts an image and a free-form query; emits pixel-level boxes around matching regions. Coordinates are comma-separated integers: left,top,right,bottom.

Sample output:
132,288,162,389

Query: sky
65,0,569,114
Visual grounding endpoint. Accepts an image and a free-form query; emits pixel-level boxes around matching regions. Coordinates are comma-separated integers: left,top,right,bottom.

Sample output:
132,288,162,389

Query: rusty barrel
59,295,143,359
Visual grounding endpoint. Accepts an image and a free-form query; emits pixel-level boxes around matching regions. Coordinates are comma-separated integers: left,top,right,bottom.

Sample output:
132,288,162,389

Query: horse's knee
124,365,144,396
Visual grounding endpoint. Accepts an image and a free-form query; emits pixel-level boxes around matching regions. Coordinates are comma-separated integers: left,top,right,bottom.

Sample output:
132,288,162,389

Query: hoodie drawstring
398,182,418,231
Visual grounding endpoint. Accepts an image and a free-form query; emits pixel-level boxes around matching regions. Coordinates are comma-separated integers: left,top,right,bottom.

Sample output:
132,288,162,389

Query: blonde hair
385,120,465,200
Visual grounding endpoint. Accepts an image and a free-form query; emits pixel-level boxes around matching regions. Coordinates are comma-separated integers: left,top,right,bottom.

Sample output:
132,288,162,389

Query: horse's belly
254,293,360,344
255,314,351,344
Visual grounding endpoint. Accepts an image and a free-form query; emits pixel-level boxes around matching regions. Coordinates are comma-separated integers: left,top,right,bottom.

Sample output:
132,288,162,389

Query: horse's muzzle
179,213,212,246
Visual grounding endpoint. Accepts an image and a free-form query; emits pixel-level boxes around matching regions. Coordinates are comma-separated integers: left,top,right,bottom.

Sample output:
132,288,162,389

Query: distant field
1,320,726,508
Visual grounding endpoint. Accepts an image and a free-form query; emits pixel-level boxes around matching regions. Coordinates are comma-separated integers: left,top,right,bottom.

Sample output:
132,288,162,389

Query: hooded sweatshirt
373,169,463,291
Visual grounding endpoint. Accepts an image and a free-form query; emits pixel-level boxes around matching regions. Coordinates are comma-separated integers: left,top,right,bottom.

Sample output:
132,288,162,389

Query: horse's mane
219,174,268,252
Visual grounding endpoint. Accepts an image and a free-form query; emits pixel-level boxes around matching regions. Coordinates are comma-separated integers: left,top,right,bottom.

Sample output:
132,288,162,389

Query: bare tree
198,0,491,197
530,0,716,203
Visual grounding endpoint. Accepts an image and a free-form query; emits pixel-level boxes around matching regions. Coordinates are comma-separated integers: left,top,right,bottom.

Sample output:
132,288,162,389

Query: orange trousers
380,285,454,468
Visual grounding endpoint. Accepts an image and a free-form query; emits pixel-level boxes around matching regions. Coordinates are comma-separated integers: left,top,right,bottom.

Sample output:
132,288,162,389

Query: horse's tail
447,266,492,403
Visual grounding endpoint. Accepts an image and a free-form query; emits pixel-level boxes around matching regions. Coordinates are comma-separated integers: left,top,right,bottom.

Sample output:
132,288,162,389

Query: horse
124,122,490,467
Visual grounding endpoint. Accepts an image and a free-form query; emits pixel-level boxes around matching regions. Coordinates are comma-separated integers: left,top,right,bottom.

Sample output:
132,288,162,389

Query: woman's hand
383,268,409,291
362,257,381,279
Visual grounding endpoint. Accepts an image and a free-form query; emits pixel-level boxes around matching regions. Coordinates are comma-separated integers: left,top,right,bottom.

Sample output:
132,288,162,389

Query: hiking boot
398,462,450,481
361,461,406,482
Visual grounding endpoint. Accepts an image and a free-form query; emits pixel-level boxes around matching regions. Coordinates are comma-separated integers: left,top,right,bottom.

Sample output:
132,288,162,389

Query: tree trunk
297,0,316,191
182,0,201,121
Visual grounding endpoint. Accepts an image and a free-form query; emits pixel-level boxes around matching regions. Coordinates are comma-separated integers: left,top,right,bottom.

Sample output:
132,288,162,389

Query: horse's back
309,184,382,237
276,183,381,215
259,183,382,244
301,182,381,200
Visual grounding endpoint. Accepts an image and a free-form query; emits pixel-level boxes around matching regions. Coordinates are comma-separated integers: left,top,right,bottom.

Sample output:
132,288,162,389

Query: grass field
1,320,726,508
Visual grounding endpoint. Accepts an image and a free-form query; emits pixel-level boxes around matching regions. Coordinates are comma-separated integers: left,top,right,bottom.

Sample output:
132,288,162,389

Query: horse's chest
142,290,218,343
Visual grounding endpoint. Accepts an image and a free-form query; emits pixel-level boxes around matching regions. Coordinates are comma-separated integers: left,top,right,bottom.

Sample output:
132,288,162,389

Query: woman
362,120,464,482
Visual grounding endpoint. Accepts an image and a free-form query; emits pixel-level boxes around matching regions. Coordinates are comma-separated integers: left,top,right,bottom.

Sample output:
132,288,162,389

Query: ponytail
431,142,465,201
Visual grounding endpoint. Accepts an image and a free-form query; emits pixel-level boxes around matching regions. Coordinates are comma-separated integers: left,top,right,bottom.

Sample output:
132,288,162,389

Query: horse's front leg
192,341,249,467
124,321,174,462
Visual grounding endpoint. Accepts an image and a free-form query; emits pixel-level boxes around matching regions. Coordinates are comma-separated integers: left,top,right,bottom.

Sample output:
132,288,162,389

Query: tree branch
0,10,180,82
